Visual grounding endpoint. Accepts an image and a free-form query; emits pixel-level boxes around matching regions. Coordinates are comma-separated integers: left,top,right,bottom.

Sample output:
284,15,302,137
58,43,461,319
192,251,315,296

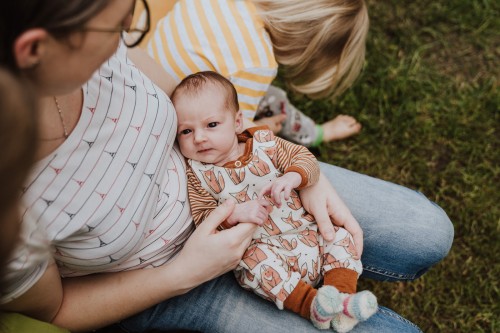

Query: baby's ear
235,110,245,134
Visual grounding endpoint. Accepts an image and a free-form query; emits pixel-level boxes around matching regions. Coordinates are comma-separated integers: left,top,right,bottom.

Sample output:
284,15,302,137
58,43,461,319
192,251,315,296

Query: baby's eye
179,129,192,135
208,122,218,128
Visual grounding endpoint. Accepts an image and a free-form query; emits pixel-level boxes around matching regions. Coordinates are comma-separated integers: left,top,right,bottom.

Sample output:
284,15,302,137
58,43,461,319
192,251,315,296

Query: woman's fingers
197,200,235,234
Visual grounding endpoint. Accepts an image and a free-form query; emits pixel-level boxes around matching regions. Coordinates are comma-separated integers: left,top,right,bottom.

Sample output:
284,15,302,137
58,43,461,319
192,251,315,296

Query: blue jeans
120,163,454,333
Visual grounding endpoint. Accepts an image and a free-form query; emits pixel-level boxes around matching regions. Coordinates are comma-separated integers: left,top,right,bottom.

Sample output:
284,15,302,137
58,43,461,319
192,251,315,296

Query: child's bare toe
321,115,362,142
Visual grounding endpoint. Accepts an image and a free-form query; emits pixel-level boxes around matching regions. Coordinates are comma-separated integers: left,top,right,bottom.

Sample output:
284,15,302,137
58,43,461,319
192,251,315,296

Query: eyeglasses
83,0,151,48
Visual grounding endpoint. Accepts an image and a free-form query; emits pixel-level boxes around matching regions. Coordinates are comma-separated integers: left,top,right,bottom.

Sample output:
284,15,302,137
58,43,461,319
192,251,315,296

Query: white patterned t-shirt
1,42,193,303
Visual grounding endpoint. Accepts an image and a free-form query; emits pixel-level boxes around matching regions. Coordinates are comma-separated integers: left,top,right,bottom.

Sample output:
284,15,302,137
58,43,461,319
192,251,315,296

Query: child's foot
310,286,343,329
321,115,362,142
331,312,358,333
343,290,378,321
331,291,378,333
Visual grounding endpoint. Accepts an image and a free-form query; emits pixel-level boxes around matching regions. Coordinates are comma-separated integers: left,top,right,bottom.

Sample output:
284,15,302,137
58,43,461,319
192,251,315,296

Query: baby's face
175,84,243,166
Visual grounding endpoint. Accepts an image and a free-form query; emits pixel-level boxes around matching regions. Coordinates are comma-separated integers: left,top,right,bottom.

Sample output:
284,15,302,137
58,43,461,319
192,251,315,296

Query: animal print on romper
189,129,362,309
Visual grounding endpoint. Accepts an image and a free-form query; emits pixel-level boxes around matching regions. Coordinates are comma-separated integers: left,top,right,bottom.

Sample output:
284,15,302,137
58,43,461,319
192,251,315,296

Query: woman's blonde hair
253,0,369,99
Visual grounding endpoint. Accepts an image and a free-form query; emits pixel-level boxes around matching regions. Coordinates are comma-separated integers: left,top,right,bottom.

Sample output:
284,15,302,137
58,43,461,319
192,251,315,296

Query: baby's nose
194,131,206,143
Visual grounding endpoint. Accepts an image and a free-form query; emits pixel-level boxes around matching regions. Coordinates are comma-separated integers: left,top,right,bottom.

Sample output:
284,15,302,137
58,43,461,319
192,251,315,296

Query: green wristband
311,124,324,147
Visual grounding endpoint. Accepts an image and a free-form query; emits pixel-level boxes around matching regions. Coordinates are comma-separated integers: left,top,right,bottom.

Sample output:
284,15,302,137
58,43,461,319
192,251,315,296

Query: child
148,0,368,147
172,71,377,332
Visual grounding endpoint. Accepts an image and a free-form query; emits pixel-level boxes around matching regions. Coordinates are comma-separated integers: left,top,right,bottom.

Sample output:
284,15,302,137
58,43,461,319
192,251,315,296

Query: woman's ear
235,110,245,134
13,29,48,69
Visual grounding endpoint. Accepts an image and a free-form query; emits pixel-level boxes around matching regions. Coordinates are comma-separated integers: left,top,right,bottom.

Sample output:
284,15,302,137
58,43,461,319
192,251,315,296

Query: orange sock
283,280,317,319
324,268,358,294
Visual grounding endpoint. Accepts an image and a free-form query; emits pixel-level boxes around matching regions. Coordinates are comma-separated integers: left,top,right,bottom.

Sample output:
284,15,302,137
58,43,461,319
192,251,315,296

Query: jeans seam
378,308,423,332
363,265,417,280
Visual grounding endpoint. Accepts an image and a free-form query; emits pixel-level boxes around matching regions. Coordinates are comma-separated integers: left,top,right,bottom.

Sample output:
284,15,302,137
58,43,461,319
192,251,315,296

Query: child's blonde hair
253,0,369,99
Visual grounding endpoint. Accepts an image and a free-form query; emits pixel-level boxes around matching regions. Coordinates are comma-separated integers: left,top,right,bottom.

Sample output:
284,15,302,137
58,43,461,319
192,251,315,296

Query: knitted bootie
310,286,343,329
331,312,359,333
331,291,378,333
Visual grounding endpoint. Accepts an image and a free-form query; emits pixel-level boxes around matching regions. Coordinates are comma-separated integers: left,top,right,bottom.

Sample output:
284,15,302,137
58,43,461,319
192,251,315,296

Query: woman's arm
1,261,62,321
1,202,257,332
127,46,178,97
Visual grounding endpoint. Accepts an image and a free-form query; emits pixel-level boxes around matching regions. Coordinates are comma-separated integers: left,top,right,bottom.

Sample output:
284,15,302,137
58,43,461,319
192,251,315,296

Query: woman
0,1,453,332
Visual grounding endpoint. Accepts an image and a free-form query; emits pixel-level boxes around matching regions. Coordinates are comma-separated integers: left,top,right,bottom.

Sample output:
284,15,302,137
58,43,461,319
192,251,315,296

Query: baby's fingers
256,211,268,225
259,182,273,198
198,200,235,234
282,184,294,201
257,198,273,213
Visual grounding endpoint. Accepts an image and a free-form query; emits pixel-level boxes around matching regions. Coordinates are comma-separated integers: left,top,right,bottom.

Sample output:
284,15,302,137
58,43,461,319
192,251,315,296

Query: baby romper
188,128,362,309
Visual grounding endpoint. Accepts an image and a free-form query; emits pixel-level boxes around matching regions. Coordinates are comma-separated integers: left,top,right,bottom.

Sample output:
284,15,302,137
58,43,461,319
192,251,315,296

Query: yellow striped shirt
147,0,278,120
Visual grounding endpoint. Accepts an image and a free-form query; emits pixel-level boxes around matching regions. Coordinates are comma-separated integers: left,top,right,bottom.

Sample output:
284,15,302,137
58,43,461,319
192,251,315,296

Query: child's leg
255,85,319,147
324,264,359,294
322,227,377,332
285,280,343,330
322,226,363,289
255,85,361,147
237,238,344,329
273,233,345,329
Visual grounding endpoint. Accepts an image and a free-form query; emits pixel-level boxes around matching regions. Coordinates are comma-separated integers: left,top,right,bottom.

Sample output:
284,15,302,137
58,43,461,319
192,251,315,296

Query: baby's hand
226,198,272,226
260,172,302,208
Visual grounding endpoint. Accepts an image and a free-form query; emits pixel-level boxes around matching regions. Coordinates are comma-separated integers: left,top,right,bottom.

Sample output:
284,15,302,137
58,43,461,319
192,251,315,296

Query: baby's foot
310,286,343,329
331,291,378,333
321,115,362,142
331,312,358,333
343,290,378,321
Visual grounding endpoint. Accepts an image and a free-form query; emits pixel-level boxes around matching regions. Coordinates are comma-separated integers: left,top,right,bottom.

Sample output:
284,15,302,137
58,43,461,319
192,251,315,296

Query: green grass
283,0,499,332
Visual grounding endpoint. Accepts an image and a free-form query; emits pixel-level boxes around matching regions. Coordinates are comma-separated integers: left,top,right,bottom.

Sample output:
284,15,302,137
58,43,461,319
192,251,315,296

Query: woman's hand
300,173,364,258
2,202,256,332
175,201,258,289
226,198,271,226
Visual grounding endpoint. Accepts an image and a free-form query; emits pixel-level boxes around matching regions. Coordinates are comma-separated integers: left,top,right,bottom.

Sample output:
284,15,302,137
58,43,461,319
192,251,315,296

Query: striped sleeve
231,67,276,120
147,1,217,83
274,136,320,189
186,166,218,227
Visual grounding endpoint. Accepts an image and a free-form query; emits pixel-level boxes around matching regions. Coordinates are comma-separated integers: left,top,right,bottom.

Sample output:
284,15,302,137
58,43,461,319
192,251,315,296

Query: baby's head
254,0,369,99
172,71,244,165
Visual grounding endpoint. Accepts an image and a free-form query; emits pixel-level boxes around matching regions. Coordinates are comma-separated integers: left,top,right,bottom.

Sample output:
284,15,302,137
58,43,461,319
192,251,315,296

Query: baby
172,71,377,332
